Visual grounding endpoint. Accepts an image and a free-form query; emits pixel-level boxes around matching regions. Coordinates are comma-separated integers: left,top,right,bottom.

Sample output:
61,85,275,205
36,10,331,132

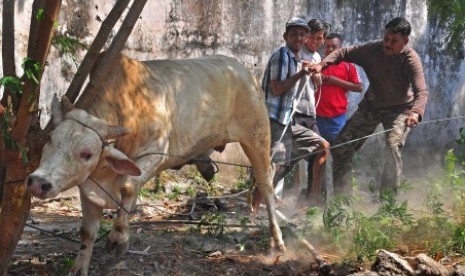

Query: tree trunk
0,1,62,273
0,0,17,205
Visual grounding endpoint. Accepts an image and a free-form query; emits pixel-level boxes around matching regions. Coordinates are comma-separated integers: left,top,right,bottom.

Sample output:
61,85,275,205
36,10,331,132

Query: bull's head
25,95,141,199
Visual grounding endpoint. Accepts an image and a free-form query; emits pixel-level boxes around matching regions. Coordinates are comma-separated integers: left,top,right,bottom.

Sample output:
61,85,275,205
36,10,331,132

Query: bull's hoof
269,238,286,253
196,161,218,182
105,239,129,256
115,241,129,256
69,266,86,276
278,243,287,252
319,262,332,275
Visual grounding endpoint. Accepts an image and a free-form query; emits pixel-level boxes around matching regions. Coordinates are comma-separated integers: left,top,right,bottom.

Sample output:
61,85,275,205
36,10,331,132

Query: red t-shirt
315,62,361,117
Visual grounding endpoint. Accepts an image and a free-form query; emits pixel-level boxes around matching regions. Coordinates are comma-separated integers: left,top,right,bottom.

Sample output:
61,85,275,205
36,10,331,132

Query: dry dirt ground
8,165,455,276
8,168,351,276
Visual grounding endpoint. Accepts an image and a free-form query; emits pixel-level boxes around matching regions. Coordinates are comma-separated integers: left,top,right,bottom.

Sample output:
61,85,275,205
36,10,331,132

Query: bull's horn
61,96,75,112
105,125,131,139
51,94,64,126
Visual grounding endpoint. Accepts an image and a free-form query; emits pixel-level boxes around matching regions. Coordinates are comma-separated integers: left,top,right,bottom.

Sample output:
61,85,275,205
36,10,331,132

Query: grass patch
296,132,465,266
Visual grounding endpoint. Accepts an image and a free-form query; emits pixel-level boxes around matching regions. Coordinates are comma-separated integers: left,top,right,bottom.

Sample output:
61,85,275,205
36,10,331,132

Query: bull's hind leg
240,142,285,252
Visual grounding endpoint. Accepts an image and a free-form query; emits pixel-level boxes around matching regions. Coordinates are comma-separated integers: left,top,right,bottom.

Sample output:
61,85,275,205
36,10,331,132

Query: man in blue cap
251,17,328,212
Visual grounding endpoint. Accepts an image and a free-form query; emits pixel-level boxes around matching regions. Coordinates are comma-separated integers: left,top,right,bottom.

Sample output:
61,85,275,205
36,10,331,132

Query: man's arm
270,69,307,96
407,51,429,120
310,43,370,74
323,62,363,92
322,76,363,92
270,60,312,96
405,51,428,128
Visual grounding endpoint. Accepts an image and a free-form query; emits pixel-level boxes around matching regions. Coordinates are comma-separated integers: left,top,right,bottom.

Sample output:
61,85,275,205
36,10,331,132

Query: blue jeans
316,114,347,145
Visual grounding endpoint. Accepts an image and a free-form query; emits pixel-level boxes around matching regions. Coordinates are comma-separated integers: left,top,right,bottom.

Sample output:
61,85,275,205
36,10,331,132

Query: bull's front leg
70,191,103,275
105,154,162,255
255,183,283,249
105,181,136,255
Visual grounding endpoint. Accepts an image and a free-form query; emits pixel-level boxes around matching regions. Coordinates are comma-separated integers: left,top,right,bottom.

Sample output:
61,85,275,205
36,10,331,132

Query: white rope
313,74,323,110
270,70,311,160
130,115,465,170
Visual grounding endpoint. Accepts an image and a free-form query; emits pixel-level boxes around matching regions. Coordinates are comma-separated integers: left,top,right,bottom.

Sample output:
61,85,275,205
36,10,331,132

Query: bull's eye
80,151,92,161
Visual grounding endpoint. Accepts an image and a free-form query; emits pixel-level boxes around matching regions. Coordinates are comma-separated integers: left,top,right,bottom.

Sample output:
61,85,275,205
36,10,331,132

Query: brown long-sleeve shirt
320,40,428,118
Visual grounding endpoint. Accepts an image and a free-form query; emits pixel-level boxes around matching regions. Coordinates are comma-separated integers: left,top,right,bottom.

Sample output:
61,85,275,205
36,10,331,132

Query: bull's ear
51,94,64,127
103,147,142,176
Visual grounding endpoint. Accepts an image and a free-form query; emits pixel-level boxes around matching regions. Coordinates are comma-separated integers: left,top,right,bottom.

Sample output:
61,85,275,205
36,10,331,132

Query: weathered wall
1,0,464,178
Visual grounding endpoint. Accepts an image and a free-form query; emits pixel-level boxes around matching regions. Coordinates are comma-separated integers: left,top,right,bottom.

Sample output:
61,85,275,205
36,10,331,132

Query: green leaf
52,35,87,66
0,76,23,94
22,57,41,84
36,8,45,21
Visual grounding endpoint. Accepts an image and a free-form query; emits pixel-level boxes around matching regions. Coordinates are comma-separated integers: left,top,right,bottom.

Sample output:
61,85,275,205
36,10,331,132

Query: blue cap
285,17,310,31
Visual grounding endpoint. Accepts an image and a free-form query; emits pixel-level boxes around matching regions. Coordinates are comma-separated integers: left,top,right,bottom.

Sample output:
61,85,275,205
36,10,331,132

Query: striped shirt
262,45,301,125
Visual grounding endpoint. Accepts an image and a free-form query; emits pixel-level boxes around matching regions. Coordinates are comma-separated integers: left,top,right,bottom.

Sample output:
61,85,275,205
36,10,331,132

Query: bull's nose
41,182,52,192
26,175,52,192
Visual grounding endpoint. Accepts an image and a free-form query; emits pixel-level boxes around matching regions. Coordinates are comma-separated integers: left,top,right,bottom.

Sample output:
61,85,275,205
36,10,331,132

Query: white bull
26,54,285,275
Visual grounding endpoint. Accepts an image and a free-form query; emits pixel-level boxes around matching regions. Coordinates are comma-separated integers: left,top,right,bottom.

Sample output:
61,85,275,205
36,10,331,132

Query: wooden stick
299,238,326,265
65,0,130,103
76,0,148,109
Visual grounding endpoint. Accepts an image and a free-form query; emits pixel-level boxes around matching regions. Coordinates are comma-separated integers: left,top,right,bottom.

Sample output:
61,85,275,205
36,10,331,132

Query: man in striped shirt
251,17,328,212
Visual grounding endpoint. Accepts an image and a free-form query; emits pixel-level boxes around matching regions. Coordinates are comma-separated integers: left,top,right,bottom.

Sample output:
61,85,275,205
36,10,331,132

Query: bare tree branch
66,0,131,103
76,0,148,109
